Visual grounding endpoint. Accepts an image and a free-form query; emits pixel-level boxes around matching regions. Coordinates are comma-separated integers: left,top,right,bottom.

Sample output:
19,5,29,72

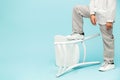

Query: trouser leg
72,5,90,34
99,24,114,63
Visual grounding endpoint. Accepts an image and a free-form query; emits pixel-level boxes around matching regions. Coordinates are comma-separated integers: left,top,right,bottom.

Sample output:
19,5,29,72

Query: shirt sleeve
89,0,95,15
106,0,116,22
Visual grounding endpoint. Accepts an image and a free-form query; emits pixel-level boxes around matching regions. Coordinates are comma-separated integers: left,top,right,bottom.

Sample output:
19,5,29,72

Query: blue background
0,0,120,80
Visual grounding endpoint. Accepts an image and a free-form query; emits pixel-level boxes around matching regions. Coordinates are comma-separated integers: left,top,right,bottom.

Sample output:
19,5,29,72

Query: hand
106,22,113,30
90,14,96,25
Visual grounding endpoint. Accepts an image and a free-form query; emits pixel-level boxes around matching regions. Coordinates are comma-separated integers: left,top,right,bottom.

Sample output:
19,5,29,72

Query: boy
67,0,116,71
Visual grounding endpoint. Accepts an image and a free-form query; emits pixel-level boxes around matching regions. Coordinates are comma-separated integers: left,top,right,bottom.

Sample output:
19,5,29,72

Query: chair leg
81,41,87,62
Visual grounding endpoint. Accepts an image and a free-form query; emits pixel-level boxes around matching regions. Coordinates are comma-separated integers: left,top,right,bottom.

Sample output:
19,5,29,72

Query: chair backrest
55,35,80,67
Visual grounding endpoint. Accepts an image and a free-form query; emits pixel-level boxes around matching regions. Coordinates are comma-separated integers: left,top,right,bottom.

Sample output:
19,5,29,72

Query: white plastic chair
54,33,100,77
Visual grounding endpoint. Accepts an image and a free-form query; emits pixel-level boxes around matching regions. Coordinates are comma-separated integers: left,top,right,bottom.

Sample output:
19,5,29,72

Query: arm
106,0,116,22
89,0,96,25
89,0,95,15
106,0,116,30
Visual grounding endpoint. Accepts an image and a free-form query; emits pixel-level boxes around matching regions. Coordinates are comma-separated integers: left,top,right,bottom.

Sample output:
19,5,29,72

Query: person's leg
72,5,90,34
67,5,90,40
99,24,115,71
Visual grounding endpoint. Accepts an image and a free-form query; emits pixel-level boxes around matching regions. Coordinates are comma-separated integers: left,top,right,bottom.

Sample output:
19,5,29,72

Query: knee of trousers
102,34,114,41
73,5,82,15
102,35,114,49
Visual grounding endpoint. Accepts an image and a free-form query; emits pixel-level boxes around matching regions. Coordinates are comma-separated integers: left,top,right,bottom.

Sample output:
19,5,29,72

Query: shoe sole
99,67,115,72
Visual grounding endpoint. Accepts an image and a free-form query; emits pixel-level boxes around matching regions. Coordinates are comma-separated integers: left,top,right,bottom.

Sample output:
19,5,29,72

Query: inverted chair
54,33,100,77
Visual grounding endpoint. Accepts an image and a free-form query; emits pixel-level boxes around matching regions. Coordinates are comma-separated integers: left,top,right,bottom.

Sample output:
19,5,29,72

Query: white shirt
89,0,116,24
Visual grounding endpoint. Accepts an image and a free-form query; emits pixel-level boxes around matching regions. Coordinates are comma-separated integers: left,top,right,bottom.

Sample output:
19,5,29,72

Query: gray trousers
72,5,114,63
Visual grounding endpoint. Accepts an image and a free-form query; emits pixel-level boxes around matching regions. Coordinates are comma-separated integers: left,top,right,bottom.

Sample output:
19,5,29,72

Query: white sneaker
99,62,115,72
66,34,84,40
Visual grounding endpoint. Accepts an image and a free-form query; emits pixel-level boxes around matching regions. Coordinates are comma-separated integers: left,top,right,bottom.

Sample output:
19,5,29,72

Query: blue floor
0,0,120,80
0,55,120,80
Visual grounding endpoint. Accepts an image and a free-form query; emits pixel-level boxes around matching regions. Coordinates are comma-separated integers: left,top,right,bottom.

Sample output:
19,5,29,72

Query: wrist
90,14,95,16
106,22,113,24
